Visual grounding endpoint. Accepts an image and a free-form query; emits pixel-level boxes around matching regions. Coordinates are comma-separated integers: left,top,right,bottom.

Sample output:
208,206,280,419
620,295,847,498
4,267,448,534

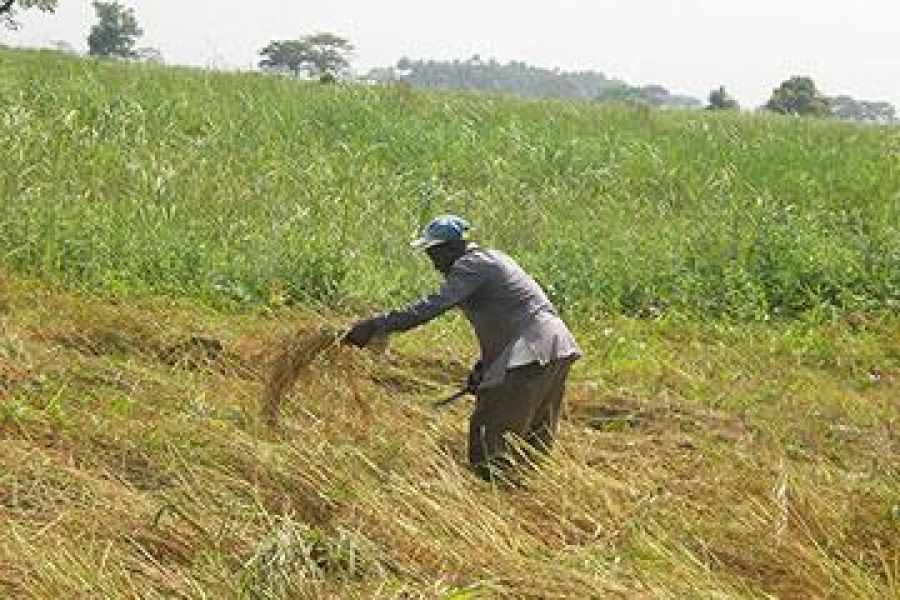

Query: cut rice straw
262,326,343,429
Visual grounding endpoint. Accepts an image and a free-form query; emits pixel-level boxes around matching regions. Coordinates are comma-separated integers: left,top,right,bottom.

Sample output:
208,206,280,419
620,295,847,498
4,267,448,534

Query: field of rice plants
1,48,898,318
0,48,898,598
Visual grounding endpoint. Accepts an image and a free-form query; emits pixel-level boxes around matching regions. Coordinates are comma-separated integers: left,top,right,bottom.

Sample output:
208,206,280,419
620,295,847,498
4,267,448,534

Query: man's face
425,241,466,274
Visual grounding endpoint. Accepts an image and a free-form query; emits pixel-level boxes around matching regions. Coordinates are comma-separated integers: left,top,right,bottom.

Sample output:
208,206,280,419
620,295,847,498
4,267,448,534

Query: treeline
828,95,896,123
365,59,895,123
757,76,896,124
12,2,898,124
365,56,703,109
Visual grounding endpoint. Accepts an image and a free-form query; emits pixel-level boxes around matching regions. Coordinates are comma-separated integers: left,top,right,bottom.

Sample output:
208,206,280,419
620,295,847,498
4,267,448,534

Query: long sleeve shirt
376,246,581,387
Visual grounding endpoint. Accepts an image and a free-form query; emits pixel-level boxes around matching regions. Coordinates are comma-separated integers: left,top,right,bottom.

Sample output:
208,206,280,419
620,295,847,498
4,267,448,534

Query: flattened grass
0,278,897,598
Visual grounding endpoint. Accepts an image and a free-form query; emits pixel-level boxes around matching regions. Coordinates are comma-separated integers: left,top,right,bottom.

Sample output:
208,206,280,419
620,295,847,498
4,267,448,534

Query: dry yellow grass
0,278,897,599
262,328,343,430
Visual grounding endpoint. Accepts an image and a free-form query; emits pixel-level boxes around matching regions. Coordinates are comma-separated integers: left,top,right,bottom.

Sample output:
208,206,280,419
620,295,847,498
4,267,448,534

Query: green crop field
2,48,898,318
0,48,898,598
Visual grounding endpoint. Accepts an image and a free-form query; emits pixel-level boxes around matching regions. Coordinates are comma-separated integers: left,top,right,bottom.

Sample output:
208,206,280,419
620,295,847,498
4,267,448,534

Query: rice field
0,47,898,598
1,48,898,318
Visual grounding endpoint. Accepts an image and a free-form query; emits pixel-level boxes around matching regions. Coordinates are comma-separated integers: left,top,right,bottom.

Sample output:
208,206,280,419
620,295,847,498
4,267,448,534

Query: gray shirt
377,246,581,387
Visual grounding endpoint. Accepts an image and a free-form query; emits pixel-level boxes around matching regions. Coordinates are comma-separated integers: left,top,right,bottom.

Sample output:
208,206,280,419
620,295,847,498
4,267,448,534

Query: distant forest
365,56,703,109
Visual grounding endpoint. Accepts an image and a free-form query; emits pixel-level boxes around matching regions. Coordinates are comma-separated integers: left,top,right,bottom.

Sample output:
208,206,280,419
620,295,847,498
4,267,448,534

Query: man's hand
342,317,383,348
465,359,484,393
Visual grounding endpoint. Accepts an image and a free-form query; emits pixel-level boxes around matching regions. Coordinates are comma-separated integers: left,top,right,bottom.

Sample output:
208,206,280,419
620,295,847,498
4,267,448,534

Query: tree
707,86,740,110
765,76,829,116
594,84,702,108
363,57,704,107
596,84,660,106
87,1,143,59
2,0,58,30
259,33,354,82
135,46,163,64
828,95,896,124
50,39,78,55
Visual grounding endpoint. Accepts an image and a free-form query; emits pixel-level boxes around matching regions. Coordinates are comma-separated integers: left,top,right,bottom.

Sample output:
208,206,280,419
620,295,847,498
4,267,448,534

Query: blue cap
410,215,472,249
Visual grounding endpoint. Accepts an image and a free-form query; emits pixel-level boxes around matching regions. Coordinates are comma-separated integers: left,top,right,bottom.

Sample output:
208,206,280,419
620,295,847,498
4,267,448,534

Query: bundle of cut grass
262,327,343,429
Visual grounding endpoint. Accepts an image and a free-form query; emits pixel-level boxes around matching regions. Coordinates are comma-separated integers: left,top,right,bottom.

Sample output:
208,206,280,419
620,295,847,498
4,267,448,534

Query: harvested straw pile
262,327,342,429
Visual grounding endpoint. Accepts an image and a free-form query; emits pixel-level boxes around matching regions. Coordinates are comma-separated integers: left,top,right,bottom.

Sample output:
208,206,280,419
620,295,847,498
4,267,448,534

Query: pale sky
4,0,900,109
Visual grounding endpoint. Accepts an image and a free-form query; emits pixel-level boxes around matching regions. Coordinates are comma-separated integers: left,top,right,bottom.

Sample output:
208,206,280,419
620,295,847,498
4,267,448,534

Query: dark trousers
468,359,572,481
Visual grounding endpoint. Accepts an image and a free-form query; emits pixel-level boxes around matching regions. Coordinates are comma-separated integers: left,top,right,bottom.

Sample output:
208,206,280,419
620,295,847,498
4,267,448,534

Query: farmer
342,215,581,481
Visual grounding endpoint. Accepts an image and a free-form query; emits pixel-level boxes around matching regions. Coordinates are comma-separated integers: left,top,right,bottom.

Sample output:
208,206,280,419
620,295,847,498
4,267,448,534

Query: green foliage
15,0,56,8
440,583,491,599
765,76,829,116
706,86,739,111
1,0,58,29
377,56,614,101
240,520,384,597
828,95,896,124
596,83,700,108
0,49,898,320
134,46,163,64
259,33,354,81
376,57,702,108
595,84,654,106
87,1,143,59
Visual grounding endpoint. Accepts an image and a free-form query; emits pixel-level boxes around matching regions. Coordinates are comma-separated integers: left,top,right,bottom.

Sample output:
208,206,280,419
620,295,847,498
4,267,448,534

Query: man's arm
378,261,483,332
343,259,483,348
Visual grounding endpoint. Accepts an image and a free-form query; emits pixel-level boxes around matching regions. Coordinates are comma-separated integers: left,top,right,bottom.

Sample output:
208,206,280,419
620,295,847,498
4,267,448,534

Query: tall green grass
1,48,898,318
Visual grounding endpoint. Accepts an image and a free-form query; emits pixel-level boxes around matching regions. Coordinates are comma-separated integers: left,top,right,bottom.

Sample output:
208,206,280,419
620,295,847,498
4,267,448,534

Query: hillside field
0,48,898,598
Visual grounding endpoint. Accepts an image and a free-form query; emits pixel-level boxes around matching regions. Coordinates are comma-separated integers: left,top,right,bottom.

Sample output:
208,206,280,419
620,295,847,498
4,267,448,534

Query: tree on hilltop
765,76,829,116
87,1,143,59
2,0,58,29
595,83,700,109
50,40,78,55
371,57,703,107
596,84,662,106
707,86,740,110
828,95,896,124
259,33,354,82
135,46,163,64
